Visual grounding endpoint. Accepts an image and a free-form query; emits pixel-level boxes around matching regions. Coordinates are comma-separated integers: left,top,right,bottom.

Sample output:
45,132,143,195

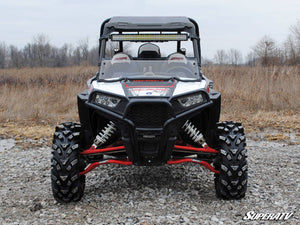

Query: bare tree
252,35,280,66
51,43,73,67
228,48,242,65
0,42,7,68
290,20,300,42
21,34,52,67
214,49,228,65
78,38,89,62
245,51,257,66
87,46,99,65
9,45,22,68
284,20,300,65
201,57,214,66
72,47,82,65
22,43,32,66
34,34,52,67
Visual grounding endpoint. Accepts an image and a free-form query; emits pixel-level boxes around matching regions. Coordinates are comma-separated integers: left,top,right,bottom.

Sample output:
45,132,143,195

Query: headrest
168,53,187,64
111,53,131,64
138,43,161,58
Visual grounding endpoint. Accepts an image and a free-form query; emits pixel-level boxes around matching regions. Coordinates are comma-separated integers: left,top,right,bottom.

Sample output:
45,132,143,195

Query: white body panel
173,80,206,96
128,88,171,97
91,81,125,96
91,79,206,97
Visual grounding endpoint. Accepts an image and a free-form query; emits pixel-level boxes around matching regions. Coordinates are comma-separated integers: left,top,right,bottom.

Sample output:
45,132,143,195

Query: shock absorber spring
182,120,205,145
93,121,117,148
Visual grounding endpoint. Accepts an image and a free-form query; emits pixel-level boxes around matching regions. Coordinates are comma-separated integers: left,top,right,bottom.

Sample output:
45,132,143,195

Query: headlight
94,93,120,108
177,93,204,107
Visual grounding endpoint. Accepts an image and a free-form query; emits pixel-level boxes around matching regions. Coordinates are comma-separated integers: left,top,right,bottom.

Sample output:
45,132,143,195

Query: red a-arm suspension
79,144,220,175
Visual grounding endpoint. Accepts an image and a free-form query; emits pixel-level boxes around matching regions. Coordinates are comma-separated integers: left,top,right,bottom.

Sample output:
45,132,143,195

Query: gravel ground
0,134,299,225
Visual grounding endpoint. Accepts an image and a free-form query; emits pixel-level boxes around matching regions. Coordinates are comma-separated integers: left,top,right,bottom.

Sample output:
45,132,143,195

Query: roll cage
97,17,202,69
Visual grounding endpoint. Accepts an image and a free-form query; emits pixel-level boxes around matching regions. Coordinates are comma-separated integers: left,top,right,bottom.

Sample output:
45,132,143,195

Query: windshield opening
100,59,199,80
100,31,199,80
105,31,194,58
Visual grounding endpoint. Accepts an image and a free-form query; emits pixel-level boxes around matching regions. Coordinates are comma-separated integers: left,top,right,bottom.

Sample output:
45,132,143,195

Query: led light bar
111,34,188,42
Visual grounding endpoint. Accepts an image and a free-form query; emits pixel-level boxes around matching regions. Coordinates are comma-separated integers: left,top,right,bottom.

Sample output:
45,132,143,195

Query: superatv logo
243,211,293,221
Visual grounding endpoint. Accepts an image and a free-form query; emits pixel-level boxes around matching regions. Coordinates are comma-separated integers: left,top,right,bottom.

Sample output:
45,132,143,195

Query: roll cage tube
97,39,201,81
97,17,202,78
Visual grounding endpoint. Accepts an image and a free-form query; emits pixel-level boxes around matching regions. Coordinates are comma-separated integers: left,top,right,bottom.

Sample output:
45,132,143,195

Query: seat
111,53,131,64
167,53,187,64
138,43,161,59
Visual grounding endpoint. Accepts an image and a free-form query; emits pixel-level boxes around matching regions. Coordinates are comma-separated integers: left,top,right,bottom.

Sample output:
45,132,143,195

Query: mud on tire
214,121,248,200
51,122,86,203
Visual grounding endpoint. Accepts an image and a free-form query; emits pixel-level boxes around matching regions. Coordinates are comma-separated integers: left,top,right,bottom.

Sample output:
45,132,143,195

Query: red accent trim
79,162,101,175
168,158,193,164
129,88,169,91
167,158,220,174
200,161,220,174
124,82,175,88
132,80,164,82
81,144,218,155
206,85,210,93
170,57,184,60
79,144,219,175
79,159,132,175
81,145,125,155
107,159,132,166
174,144,218,153
115,57,128,60
88,85,92,93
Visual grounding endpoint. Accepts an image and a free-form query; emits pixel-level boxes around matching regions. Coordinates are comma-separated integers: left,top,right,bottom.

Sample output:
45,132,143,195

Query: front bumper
85,96,213,165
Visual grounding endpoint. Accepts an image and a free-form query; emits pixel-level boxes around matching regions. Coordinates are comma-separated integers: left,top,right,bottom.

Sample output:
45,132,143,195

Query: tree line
0,21,299,68
0,35,99,68
205,21,300,66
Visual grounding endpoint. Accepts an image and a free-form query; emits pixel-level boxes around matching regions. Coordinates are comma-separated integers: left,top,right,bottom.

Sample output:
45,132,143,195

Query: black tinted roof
102,17,198,35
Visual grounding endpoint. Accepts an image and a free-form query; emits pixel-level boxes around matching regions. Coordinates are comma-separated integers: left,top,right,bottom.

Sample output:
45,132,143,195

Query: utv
51,17,248,203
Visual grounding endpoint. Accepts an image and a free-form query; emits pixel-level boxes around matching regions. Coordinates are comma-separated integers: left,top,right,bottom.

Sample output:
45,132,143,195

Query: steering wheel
166,66,194,76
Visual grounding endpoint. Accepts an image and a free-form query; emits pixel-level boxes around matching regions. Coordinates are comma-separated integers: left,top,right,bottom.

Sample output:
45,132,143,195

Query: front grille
126,103,171,128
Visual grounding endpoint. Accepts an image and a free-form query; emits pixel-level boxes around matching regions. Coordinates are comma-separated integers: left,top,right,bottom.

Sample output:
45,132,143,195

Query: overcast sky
0,0,299,59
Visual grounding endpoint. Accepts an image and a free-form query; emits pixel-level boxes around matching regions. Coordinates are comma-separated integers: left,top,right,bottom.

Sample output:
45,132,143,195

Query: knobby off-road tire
51,122,86,203
214,121,248,200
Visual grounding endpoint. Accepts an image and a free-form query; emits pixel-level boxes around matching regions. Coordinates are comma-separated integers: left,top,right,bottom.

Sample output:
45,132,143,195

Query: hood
123,80,175,97
91,79,207,98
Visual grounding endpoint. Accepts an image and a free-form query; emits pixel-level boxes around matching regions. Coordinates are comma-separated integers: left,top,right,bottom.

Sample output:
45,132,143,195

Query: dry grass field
0,65,299,140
